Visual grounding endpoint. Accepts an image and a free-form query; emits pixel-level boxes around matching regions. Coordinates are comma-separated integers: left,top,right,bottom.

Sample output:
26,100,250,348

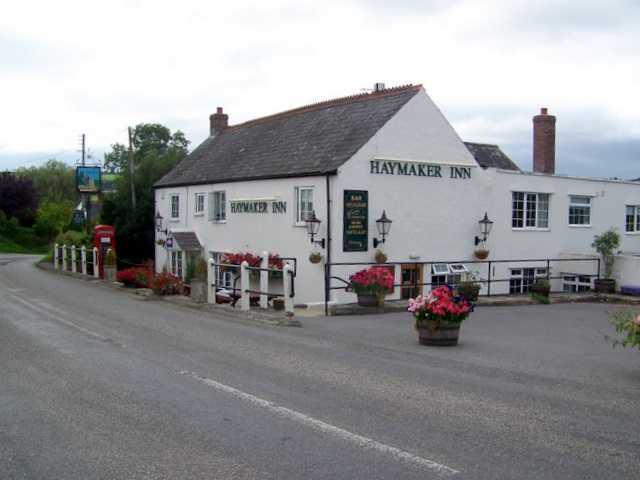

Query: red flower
348,266,394,293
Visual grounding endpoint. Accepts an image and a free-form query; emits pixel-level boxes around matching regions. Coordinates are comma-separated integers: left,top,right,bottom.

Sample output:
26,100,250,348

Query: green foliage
532,293,550,304
100,123,189,263
104,123,189,174
105,248,117,265
184,258,196,285
34,201,74,241
0,236,48,254
591,228,621,279
16,160,78,205
0,216,47,249
604,308,640,348
194,257,208,279
54,230,92,249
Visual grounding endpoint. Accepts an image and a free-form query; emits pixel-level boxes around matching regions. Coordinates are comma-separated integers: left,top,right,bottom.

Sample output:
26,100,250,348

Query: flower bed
116,267,152,288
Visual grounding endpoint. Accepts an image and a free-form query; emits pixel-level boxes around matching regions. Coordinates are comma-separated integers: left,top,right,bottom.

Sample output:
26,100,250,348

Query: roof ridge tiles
226,84,422,131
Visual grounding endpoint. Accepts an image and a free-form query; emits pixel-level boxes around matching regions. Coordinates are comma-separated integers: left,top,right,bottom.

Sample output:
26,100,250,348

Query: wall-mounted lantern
305,211,325,249
373,210,392,248
154,211,167,235
474,212,493,246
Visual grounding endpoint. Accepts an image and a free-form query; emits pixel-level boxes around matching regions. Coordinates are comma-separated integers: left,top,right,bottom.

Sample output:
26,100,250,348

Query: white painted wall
154,88,640,307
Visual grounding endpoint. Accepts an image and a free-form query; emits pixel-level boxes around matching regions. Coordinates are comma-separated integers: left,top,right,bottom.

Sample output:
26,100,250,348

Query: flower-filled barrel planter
408,285,474,346
348,266,394,307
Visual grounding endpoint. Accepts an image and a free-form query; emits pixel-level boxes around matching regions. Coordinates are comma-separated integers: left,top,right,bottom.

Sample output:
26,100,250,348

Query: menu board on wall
343,190,368,252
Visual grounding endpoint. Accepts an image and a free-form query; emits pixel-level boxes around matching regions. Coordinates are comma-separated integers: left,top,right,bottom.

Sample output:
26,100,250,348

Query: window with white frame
562,275,592,292
512,192,549,229
208,191,226,222
625,205,640,233
295,187,314,224
170,194,180,220
195,193,205,215
568,196,591,226
431,264,468,288
210,252,232,288
170,250,183,278
509,267,548,293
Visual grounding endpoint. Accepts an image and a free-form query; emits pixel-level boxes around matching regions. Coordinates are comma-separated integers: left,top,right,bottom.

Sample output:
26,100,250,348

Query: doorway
401,264,423,299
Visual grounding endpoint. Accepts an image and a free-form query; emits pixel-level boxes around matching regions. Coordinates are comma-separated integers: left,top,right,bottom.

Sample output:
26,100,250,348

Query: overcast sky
1,0,638,179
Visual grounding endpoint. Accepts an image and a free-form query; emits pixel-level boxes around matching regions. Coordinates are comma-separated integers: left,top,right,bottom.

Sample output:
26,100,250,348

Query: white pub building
154,84,640,311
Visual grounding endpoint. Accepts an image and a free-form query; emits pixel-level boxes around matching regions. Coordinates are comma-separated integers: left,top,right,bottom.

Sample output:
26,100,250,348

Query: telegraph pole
128,127,137,210
80,134,92,233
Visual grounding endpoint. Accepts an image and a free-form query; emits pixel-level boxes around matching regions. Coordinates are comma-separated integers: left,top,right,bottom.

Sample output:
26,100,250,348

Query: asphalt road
1,254,639,479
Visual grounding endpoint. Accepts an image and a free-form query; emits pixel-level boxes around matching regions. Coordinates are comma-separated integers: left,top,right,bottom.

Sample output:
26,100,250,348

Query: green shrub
54,230,92,249
184,259,196,285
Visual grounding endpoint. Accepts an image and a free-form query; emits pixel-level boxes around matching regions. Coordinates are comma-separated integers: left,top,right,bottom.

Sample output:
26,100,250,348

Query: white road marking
8,293,126,347
181,370,459,477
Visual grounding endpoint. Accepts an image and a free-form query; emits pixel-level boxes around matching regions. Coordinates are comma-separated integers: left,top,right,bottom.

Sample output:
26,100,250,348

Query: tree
101,124,189,263
0,172,39,226
34,200,75,241
104,123,189,173
16,160,78,205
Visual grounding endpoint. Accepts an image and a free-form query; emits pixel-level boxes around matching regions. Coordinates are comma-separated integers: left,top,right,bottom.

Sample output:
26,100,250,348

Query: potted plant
190,257,209,303
374,249,388,263
103,248,117,282
309,251,323,264
604,307,640,349
456,273,481,301
348,266,394,307
591,228,621,293
408,285,474,346
531,278,551,297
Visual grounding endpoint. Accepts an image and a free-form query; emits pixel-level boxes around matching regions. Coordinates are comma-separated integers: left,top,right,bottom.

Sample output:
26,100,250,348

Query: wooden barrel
417,321,460,346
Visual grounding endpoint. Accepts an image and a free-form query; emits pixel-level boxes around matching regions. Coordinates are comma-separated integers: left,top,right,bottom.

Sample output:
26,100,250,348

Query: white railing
209,250,295,316
53,244,99,279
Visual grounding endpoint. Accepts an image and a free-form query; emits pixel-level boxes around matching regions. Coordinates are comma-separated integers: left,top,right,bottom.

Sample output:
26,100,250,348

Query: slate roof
464,142,521,171
155,85,423,188
171,231,201,251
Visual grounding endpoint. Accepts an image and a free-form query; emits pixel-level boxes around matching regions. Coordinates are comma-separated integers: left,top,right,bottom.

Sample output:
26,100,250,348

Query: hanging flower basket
309,252,323,264
474,249,489,260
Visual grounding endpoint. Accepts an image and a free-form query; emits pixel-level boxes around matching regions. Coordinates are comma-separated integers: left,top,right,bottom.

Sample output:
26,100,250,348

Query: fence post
62,245,67,271
54,243,59,269
92,247,100,278
81,246,87,275
240,261,250,311
260,251,269,309
283,263,295,316
208,259,215,303
71,245,77,273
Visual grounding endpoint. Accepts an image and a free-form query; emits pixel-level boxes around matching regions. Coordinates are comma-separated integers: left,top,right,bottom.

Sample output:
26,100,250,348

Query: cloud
0,0,638,180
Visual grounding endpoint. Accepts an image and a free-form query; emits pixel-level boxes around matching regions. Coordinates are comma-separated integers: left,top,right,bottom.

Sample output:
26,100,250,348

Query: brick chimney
209,107,228,136
533,107,556,174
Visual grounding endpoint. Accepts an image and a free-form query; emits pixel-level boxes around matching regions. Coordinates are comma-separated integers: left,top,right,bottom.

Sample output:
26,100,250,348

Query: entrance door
401,264,423,299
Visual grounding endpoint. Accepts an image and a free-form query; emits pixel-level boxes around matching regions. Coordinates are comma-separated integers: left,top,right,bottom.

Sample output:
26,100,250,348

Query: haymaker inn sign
370,159,473,179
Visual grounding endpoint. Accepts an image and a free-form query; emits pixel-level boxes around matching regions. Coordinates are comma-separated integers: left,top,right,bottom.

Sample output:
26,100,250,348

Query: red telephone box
93,224,116,279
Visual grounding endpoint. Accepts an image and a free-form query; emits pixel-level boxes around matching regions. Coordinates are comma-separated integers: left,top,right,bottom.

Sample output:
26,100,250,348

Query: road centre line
8,293,126,348
180,370,459,477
